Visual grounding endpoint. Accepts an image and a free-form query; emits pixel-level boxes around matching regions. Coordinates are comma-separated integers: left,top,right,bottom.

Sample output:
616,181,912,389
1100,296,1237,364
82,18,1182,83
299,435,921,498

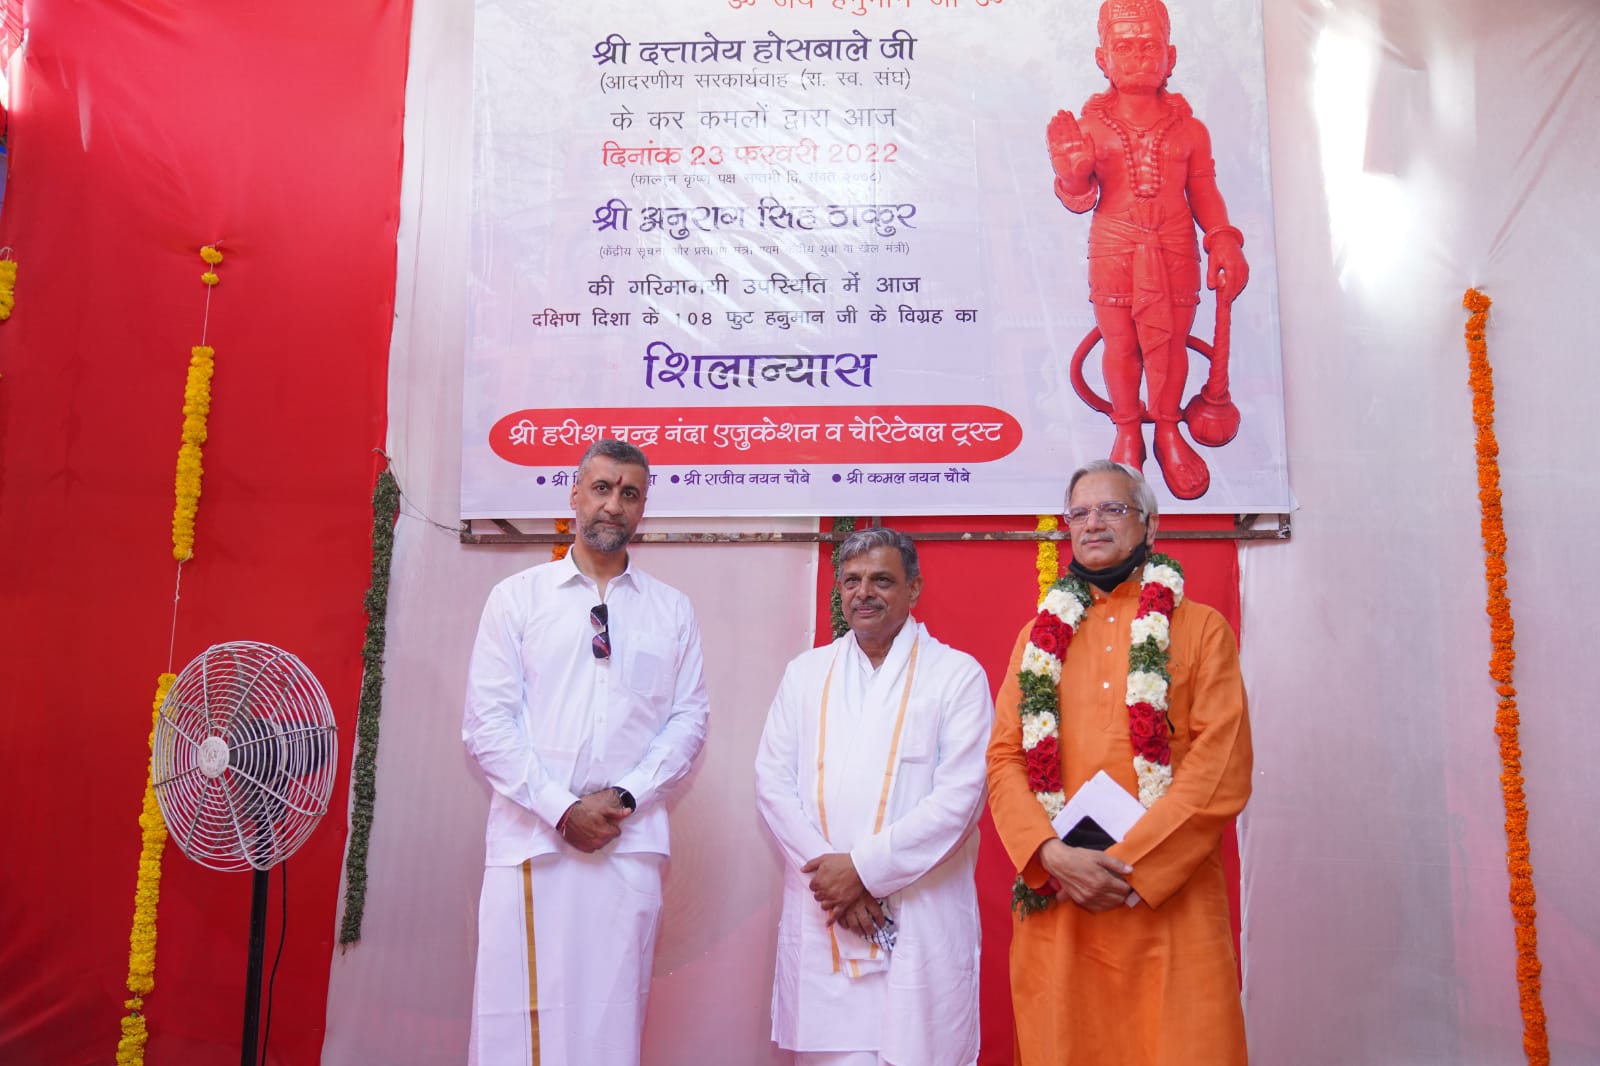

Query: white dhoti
468,851,663,1066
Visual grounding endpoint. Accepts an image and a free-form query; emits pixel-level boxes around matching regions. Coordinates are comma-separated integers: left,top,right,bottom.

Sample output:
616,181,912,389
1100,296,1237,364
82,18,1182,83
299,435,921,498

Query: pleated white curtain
1239,0,1600,1062
317,5,809,1064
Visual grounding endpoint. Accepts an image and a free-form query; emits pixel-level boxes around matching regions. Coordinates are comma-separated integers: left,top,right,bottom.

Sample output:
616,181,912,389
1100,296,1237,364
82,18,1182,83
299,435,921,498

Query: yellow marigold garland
1463,287,1548,1065
552,517,572,561
1035,514,1060,602
172,248,225,557
171,346,216,561
120,246,229,1064
117,673,176,1066
199,245,223,286
0,256,16,320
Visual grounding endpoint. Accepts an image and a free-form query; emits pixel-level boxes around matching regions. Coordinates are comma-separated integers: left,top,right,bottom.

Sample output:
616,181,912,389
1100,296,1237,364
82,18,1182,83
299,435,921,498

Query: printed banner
465,0,1290,517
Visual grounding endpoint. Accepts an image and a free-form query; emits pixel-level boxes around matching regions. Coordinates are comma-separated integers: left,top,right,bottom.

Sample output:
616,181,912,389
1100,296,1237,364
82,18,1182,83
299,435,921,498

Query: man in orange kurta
987,460,1252,1065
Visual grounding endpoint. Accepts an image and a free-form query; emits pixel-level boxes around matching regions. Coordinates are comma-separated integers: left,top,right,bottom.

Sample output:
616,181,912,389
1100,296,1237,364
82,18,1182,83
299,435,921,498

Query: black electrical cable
258,860,289,1064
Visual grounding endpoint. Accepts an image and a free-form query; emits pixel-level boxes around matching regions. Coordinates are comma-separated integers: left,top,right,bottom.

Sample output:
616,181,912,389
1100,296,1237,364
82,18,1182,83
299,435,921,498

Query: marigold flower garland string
1034,514,1059,602
0,248,17,320
552,517,572,561
118,244,227,1065
172,246,224,561
116,673,176,1066
171,345,215,561
1463,288,1548,1065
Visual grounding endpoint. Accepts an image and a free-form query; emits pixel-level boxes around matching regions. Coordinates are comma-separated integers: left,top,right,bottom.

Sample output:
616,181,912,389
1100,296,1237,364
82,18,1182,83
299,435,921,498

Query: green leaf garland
337,467,398,946
828,516,856,639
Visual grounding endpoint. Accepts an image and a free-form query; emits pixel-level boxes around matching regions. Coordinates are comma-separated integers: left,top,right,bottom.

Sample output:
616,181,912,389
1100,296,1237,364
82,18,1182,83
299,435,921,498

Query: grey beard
580,522,629,553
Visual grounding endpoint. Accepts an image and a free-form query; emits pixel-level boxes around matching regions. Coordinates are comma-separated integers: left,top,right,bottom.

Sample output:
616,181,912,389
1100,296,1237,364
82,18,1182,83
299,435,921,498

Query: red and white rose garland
1013,551,1184,915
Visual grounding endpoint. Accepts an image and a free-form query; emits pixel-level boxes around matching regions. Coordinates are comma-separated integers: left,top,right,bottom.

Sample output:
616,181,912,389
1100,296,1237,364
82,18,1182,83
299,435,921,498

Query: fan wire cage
152,641,338,872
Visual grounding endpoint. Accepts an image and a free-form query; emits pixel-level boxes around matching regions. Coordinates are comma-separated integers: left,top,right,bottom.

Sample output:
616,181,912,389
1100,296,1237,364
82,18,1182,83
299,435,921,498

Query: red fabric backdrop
0,6,1245,1061
814,514,1243,1065
0,2,408,1062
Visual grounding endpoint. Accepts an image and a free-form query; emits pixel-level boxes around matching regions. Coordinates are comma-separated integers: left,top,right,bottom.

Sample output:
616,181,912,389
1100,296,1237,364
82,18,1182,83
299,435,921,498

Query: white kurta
754,620,993,1066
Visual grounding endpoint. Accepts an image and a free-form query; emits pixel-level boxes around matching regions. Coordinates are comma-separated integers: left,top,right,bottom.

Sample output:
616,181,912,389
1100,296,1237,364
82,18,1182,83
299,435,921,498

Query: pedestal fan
151,641,339,1066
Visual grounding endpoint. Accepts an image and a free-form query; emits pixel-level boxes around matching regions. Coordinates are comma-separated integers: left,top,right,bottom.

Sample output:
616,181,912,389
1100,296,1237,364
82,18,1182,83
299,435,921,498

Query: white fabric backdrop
1239,0,1599,1062
318,4,803,1063
323,0,1600,1063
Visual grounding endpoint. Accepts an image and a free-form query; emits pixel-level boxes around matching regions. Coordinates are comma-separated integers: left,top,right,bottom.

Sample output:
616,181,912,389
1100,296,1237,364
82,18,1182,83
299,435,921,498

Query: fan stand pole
240,866,271,1066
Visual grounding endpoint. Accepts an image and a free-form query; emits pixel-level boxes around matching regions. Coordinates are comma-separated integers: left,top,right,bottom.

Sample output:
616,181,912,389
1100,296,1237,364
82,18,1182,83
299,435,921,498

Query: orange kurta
986,576,1252,1066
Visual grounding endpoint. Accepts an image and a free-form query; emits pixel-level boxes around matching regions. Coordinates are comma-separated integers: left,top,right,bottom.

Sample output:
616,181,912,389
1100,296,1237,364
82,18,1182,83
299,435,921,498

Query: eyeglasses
589,603,610,661
1066,501,1140,525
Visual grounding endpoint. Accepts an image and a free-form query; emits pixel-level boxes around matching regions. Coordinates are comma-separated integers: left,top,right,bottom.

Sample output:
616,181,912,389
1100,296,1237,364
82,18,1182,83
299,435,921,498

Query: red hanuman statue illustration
1049,0,1248,500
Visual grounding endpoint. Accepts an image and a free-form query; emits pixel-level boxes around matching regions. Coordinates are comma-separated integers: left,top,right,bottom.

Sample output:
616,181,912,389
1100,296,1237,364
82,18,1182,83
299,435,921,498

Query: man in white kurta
463,441,710,1066
754,528,993,1066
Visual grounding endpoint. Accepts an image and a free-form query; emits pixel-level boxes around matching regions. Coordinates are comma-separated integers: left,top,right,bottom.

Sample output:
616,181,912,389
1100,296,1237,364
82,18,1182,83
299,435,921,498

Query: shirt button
1102,681,1111,689
1107,616,1116,623
1105,646,1114,652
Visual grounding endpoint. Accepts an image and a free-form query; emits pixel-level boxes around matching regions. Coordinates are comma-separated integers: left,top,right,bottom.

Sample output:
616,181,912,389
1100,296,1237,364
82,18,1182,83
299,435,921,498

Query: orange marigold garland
1463,287,1548,1066
552,517,572,561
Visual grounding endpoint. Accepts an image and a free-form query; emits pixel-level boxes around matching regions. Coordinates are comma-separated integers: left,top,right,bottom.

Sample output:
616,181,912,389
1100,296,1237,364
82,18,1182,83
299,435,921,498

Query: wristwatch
613,786,637,812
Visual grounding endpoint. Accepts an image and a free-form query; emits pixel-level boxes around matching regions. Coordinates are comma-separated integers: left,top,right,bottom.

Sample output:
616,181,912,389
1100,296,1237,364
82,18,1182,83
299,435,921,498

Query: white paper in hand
1050,770,1148,907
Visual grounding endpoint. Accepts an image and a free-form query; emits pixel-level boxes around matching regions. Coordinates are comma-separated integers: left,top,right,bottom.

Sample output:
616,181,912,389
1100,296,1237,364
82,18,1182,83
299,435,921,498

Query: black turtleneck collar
1068,541,1149,593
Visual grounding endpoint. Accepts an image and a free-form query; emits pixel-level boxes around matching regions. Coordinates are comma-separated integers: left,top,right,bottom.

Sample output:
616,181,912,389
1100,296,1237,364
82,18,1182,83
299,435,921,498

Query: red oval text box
489,405,1023,466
